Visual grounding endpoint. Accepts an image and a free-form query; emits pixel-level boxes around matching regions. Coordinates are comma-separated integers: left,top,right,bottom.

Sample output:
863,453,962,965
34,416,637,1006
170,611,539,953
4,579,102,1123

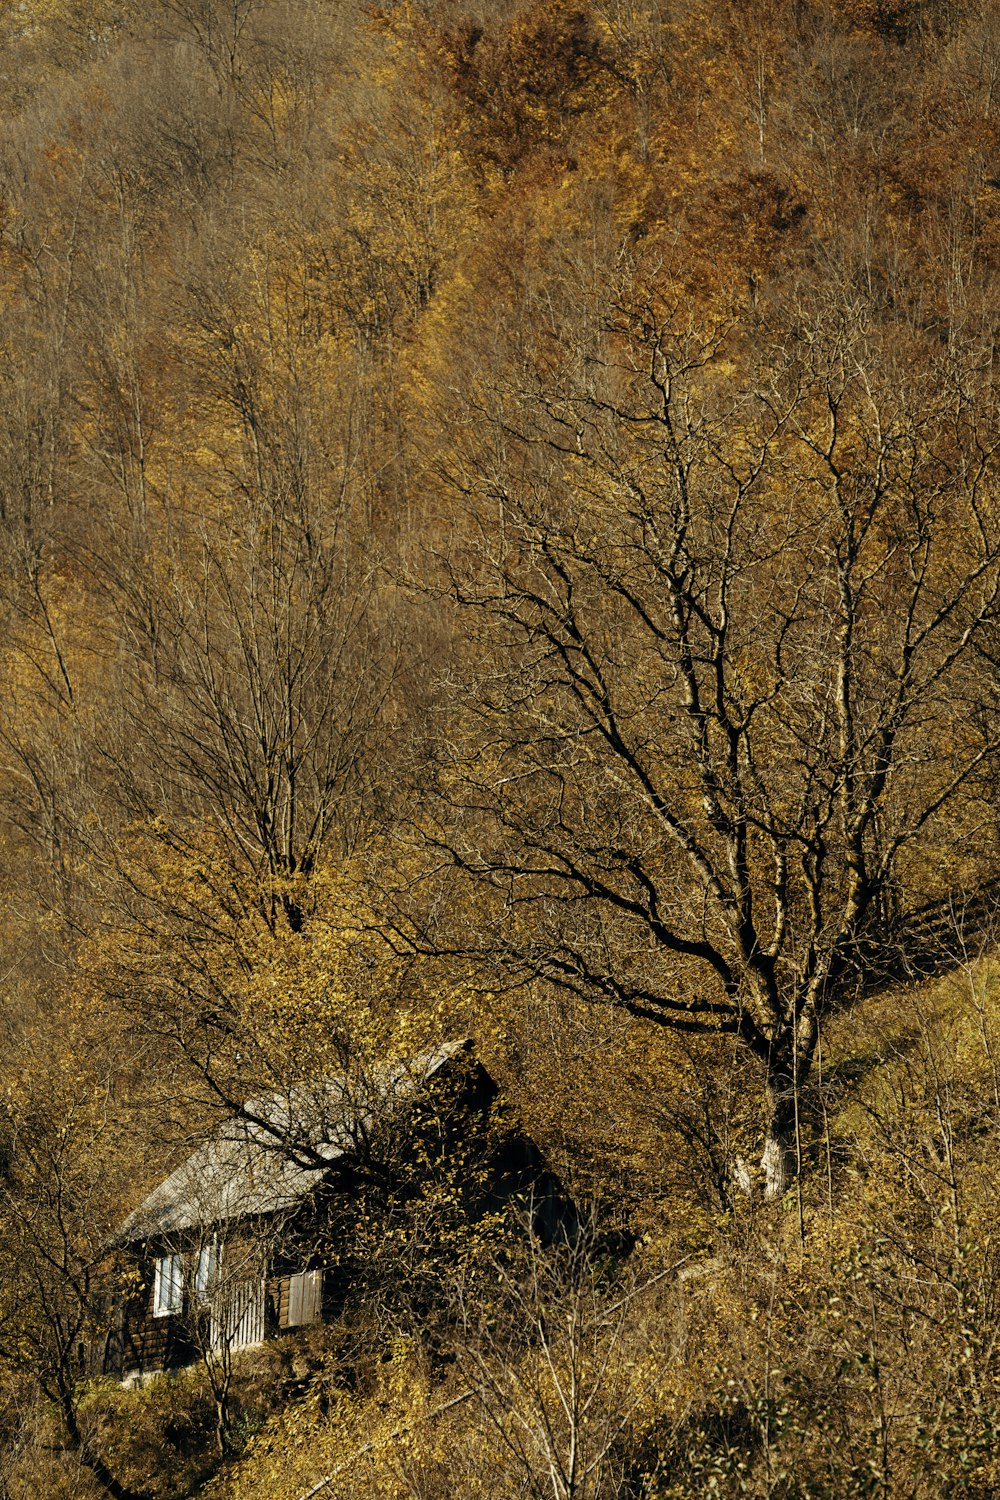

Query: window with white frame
152,1252,184,1318
194,1242,218,1303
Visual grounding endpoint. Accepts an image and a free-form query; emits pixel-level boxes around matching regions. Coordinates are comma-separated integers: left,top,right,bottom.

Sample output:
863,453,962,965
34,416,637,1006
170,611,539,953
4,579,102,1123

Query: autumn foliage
2,0,1000,1495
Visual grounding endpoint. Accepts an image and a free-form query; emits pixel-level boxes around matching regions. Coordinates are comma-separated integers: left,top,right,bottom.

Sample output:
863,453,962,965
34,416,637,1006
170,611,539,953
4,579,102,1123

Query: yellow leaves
84,822,470,1103
205,1341,443,1500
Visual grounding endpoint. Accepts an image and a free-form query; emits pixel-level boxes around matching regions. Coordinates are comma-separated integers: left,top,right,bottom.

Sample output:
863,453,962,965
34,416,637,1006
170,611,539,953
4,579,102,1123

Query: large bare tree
416,296,1000,1196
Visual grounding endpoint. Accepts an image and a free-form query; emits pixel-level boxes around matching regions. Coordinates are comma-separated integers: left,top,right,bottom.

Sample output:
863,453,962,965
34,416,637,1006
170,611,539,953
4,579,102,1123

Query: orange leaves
828,0,926,42
438,0,617,178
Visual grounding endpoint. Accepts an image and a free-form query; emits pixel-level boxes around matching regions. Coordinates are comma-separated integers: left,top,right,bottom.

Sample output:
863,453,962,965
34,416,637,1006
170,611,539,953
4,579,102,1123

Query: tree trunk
760,1015,818,1200
761,1083,797,1200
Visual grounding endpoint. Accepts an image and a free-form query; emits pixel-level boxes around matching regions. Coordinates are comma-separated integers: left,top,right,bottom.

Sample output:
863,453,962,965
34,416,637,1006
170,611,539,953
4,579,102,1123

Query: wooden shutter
287,1269,323,1327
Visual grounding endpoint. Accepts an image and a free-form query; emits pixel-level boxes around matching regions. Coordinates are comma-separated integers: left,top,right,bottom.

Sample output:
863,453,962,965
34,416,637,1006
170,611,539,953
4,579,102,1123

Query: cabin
104,1040,569,1380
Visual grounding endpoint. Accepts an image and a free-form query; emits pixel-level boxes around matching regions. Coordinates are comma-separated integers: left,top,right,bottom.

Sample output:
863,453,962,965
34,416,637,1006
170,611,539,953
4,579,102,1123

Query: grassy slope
161,952,1000,1500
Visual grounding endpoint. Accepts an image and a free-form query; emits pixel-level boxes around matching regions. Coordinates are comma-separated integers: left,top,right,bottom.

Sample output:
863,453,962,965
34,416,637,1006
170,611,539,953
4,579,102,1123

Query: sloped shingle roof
117,1040,471,1244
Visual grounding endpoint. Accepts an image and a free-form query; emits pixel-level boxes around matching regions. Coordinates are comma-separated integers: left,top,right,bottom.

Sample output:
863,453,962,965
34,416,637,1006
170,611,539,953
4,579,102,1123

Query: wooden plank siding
213,1277,265,1351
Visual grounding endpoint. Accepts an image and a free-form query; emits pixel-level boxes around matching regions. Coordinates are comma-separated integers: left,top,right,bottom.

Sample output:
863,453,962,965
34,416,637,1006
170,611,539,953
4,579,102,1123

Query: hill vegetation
3,0,1000,1494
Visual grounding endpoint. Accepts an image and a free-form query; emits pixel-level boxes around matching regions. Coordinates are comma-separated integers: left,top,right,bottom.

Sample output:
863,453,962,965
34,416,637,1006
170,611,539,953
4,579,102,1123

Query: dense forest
5,0,1000,1494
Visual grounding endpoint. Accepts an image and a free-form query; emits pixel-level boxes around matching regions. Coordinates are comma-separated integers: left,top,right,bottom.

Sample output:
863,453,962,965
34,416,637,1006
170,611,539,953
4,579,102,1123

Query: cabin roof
117,1039,472,1243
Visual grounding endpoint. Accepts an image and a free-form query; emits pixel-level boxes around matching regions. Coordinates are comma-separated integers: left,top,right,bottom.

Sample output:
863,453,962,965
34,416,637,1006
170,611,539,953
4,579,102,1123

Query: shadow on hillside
846,876,1000,997
814,1033,921,1110
801,880,1000,1126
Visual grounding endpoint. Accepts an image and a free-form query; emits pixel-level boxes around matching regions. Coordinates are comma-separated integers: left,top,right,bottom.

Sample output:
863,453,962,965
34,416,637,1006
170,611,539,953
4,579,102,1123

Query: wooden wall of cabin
109,1235,326,1377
